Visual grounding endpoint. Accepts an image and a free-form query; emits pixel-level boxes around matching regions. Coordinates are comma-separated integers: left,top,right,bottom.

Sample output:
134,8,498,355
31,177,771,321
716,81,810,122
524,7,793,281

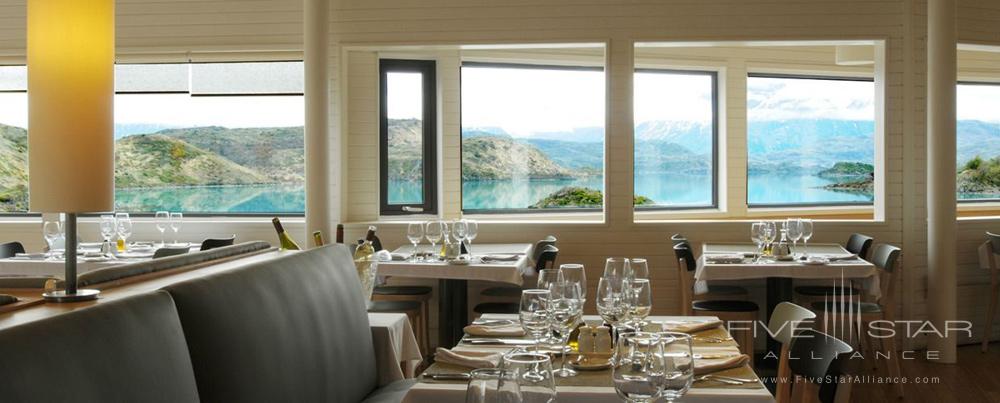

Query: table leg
765,277,793,356
438,279,468,348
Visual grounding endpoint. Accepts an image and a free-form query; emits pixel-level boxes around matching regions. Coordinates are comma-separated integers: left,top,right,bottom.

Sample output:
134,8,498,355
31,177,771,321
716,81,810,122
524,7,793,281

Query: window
746,74,875,206
114,61,305,214
957,82,1000,202
633,69,717,209
0,65,28,213
379,59,437,215
460,63,605,212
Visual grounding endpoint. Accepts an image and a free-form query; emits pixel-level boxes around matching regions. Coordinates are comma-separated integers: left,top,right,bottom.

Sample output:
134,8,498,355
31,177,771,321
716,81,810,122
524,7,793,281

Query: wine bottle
367,225,384,251
335,224,345,244
353,228,377,298
312,231,324,247
271,217,301,250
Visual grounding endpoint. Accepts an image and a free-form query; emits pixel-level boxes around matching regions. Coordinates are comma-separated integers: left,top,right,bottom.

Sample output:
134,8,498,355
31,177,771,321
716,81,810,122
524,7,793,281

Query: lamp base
43,289,100,303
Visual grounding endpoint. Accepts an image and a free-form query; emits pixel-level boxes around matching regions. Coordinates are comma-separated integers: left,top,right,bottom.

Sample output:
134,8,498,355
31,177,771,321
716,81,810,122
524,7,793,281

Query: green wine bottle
272,217,301,250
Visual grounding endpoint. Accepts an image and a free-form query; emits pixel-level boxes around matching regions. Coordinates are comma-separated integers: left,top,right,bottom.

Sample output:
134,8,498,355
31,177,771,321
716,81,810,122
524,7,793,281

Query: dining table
0,243,174,278
696,242,879,356
406,314,775,403
377,243,534,348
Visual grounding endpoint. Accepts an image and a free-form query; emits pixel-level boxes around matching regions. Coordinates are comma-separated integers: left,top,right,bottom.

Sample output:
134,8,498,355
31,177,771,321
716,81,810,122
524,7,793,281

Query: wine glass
519,289,550,352
155,211,169,246
559,263,587,305
612,332,667,403
604,257,628,281
116,214,133,253
800,218,814,258
464,368,518,403
547,281,583,377
763,221,777,258
628,258,649,280
497,351,557,403
658,332,694,402
596,276,627,339
169,212,183,245
424,221,443,261
99,215,116,243
464,219,478,257
452,220,468,255
536,268,564,290
625,279,652,328
750,222,764,263
786,218,802,257
43,220,63,260
406,222,424,262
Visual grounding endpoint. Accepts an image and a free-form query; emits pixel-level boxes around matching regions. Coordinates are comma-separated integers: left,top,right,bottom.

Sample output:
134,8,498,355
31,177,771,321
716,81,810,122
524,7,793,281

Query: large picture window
379,59,437,215
957,82,1000,202
0,65,28,213
460,63,605,212
746,74,875,206
633,69,717,209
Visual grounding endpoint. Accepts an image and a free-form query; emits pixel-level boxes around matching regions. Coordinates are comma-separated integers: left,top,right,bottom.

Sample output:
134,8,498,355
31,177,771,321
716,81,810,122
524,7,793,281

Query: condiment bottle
577,325,596,353
595,325,613,353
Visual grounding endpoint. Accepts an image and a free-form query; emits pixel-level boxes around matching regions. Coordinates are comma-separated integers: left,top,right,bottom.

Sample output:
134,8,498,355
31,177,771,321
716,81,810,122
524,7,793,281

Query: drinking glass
536,268,564,290
519,289,550,352
625,279,652,328
452,220,468,254
497,351,557,403
406,222,424,262
604,257,628,281
763,221,777,257
465,368,519,403
116,213,133,252
155,211,169,246
628,258,649,280
786,218,802,256
800,219,814,258
558,264,587,304
596,276,627,338
465,219,479,257
657,332,694,402
612,332,667,403
425,221,443,261
547,281,583,377
43,220,63,260
169,212,183,245
750,222,764,263
99,215,116,243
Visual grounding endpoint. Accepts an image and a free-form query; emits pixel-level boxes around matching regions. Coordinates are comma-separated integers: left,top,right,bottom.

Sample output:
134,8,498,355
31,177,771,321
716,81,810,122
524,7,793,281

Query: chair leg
419,300,431,355
983,269,998,353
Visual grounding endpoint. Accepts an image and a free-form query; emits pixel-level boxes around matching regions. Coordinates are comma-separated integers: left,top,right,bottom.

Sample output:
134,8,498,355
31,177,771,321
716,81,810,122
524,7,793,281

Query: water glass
169,212,183,245
497,351,557,403
99,215,116,242
800,218,814,257
628,258,649,280
625,279,652,327
464,368,518,403
425,221,443,261
406,222,424,262
536,268,563,290
750,222,764,263
116,213,133,251
42,220,63,259
155,211,169,246
596,276,626,335
465,219,479,256
657,332,694,402
558,263,587,304
519,289,550,351
613,332,667,403
786,218,802,255
453,220,468,253
547,281,583,377
603,257,628,281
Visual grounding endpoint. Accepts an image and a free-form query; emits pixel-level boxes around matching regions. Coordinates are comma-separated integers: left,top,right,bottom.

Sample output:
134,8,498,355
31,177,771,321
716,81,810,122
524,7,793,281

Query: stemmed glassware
558,264,587,305
612,332,668,403
519,289,550,352
155,211,169,246
763,221,777,257
536,268,564,290
452,220,468,255
116,213,133,253
425,221,443,261
464,368,518,403
497,351,557,403
800,218,814,258
625,279,652,328
406,222,424,262
99,215,116,244
604,257,629,282
169,212,183,245
657,332,694,402
547,281,583,378
43,220,63,260
750,222,765,263
786,218,802,257
596,276,627,339
627,258,649,280
464,219,478,257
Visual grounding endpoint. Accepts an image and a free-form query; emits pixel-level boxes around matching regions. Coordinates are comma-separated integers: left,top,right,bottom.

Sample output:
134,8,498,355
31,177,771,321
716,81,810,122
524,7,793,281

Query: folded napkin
463,323,526,337
694,354,751,375
665,319,723,334
390,253,408,261
823,254,859,262
704,254,744,264
481,254,521,262
434,348,502,369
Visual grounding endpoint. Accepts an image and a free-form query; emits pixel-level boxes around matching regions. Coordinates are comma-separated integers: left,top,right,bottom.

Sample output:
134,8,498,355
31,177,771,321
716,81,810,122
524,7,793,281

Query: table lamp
28,0,115,302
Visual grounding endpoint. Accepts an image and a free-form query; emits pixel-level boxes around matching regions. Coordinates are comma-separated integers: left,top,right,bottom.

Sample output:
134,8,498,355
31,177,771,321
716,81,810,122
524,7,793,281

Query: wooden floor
850,344,1000,402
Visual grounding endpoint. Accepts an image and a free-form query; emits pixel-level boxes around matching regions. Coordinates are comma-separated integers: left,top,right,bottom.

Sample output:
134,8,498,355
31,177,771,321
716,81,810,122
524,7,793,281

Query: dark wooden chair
200,235,236,251
795,233,872,304
0,241,25,259
672,239,748,311
372,285,432,355
785,329,854,403
474,238,559,316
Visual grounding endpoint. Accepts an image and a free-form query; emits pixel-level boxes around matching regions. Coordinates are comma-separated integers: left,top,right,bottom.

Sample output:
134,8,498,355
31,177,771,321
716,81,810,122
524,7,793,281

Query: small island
529,186,653,209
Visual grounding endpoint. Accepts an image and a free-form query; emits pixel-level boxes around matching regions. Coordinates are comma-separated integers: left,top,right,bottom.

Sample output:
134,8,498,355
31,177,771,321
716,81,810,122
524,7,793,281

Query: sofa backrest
164,244,376,403
0,291,200,402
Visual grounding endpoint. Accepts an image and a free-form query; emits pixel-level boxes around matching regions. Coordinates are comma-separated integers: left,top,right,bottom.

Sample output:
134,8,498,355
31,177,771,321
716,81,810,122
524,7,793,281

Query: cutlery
425,373,471,381
692,336,735,343
472,319,516,327
694,375,744,385
462,338,537,345
692,353,741,359
707,374,758,383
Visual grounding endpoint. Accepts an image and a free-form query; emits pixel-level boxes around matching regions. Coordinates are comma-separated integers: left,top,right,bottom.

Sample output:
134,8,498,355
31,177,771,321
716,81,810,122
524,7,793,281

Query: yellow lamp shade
27,0,115,213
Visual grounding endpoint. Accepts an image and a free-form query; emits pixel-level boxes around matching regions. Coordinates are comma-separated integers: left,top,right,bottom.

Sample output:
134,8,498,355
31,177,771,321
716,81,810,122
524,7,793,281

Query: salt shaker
577,325,596,353
594,325,613,353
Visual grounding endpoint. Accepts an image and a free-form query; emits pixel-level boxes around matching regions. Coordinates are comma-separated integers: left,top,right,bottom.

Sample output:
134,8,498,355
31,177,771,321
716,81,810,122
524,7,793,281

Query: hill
818,162,874,178
462,136,575,180
957,156,1000,195
115,134,269,188
0,124,28,210
155,126,304,183
957,120,1000,168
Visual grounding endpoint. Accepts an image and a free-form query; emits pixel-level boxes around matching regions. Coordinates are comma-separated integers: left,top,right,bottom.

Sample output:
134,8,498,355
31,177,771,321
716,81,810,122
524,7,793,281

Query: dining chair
372,284,432,354
811,243,903,397
794,233,871,305
982,231,1000,352
199,235,236,251
671,240,748,315
670,233,687,247
845,233,874,259
674,243,758,361
474,237,559,316
787,329,854,403
0,241,25,259
153,246,191,259
768,302,817,403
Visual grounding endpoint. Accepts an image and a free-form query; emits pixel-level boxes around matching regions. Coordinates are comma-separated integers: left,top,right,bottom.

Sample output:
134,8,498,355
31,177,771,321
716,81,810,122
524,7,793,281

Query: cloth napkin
480,254,521,262
434,348,502,369
694,354,751,375
665,319,723,334
822,254,859,262
704,254,744,264
463,323,526,337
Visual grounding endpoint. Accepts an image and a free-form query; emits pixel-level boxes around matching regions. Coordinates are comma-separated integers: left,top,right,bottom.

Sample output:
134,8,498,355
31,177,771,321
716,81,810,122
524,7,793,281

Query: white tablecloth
369,312,423,386
376,243,533,285
695,243,881,298
404,314,774,403
0,259,123,278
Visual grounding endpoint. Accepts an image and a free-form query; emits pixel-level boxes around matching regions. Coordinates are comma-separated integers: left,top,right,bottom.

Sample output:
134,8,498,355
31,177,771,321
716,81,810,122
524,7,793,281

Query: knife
462,338,537,345
426,373,472,381
693,353,741,359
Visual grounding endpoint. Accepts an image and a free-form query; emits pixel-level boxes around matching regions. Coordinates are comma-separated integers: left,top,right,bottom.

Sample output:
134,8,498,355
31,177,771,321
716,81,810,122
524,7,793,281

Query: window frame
379,59,438,216
745,72,877,208
632,68,720,211
956,80,1000,204
458,61,605,214
0,74,31,216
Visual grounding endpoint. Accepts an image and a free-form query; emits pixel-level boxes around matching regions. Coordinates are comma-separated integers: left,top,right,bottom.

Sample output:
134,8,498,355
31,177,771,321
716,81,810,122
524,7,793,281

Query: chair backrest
0,241,24,259
788,329,854,403
200,235,236,251
672,243,696,315
672,242,697,272
870,243,901,308
530,235,557,263
767,302,817,345
534,244,559,272
988,231,1000,254
845,233,874,260
670,233,688,247
154,246,191,259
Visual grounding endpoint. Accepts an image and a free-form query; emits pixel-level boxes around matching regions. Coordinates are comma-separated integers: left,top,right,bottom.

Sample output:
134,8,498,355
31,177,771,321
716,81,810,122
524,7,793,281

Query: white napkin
665,319,723,334
822,254,859,262
434,348,502,368
463,323,526,337
481,254,520,262
694,354,751,375
704,254,744,264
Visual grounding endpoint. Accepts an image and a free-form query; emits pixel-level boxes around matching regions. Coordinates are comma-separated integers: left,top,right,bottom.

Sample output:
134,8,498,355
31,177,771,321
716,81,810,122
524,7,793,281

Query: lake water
115,184,305,213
